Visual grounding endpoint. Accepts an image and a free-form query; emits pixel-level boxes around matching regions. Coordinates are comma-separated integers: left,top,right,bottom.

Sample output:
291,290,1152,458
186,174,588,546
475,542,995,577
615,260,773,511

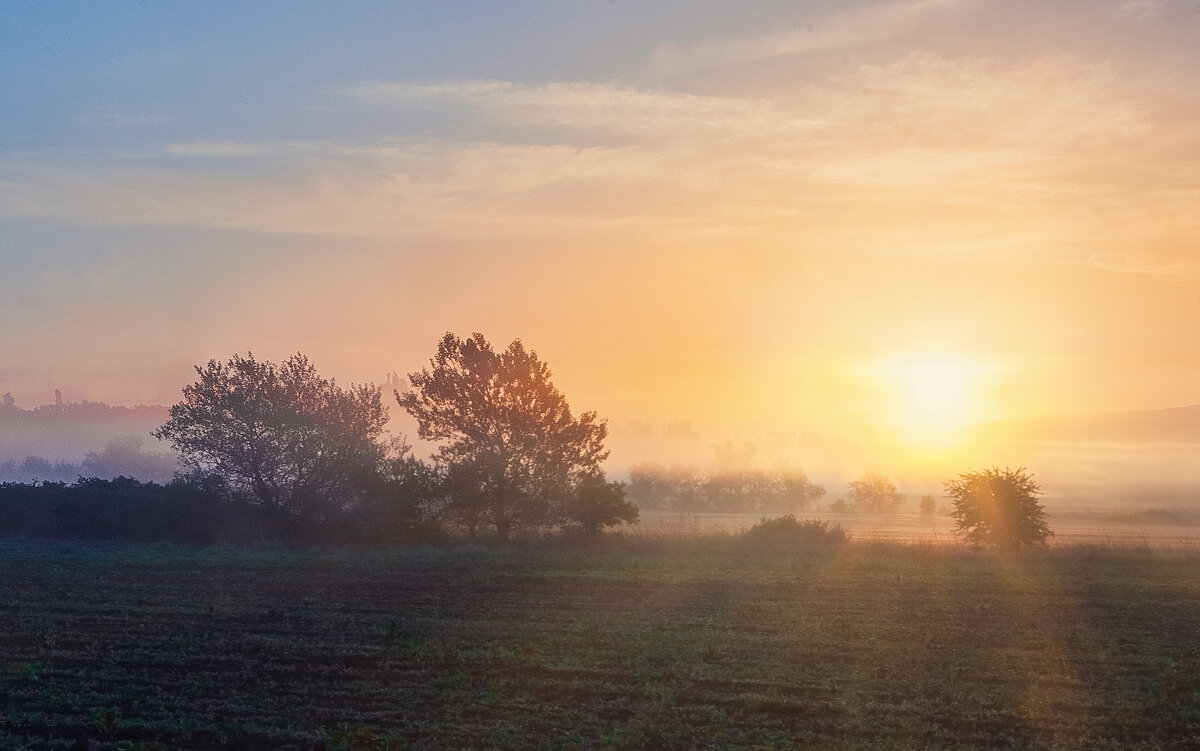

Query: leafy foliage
847,472,902,513
945,466,1052,548
743,514,847,547
625,461,824,513
154,352,388,519
566,474,639,535
398,332,620,538
0,477,275,544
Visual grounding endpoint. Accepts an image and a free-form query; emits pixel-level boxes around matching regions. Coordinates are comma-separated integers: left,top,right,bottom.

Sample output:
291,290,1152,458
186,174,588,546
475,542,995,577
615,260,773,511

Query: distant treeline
0,393,168,421
626,462,826,512
0,436,178,485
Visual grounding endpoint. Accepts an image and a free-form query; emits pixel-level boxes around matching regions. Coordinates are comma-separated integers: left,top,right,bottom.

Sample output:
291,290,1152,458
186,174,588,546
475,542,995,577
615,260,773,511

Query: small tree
566,474,638,535
945,466,1051,548
772,463,827,512
154,353,388,520
847,472,902,512
918,494,937,515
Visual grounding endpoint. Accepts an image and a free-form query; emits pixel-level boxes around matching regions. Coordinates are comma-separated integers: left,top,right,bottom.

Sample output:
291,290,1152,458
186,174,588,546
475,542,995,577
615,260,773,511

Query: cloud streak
648,0,974,76
3,52,1196,276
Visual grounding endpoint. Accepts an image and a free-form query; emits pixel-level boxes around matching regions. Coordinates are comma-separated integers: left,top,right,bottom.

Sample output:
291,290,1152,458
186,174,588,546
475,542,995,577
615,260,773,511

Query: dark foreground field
2,538,1199,750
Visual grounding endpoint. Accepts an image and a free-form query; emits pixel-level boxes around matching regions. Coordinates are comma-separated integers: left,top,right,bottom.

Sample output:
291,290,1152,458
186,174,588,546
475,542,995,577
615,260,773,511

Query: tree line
627,464,914,514
1,333,637,544
0,436,179,485
0,331,1051,548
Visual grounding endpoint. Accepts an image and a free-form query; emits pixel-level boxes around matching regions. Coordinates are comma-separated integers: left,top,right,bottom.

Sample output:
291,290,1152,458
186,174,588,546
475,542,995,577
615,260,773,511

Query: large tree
398,332,631,538
154,353,388,519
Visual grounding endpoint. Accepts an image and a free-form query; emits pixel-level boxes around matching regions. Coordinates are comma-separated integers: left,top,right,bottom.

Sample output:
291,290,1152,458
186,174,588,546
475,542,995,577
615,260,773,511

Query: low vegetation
742,514,848,547
1,537,1199,749
947,467,1052,549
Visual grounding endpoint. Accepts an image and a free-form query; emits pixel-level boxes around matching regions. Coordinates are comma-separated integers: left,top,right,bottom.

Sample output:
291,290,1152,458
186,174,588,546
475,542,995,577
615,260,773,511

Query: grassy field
2,535,1199,749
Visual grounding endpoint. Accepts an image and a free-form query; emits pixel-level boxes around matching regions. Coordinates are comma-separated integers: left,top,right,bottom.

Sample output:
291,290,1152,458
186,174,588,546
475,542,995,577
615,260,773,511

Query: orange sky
3,1,1200,481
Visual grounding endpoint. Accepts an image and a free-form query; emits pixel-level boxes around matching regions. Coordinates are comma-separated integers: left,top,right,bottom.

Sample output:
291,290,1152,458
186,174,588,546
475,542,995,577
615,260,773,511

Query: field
2,534,1200,750
636,509,1200,548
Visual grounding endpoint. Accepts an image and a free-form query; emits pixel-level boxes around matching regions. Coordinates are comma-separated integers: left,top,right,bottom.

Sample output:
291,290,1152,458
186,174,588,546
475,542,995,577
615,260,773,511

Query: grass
1,535,1199,749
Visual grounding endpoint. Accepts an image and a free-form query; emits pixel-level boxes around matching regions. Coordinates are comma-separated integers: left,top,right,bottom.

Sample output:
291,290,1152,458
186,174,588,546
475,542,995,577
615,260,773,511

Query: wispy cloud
4,52,1195,277
78,105,173,128
343,79,825,143
647,0,973,76
1088,251,1200,279
169,142,272,156
1115,0,1161,21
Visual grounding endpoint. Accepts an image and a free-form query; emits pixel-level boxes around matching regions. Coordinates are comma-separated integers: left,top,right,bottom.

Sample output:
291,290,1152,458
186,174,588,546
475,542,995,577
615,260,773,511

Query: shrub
743,515,847,547
945,466,1052,549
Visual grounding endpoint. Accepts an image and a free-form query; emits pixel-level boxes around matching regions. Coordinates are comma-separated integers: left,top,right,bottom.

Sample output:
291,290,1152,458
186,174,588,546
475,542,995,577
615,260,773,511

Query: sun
880,355,980,446
903,359,968,417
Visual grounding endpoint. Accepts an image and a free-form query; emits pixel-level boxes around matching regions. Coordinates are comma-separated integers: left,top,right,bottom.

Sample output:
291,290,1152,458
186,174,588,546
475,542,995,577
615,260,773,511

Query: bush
743,515,847,547
945,467,1052,549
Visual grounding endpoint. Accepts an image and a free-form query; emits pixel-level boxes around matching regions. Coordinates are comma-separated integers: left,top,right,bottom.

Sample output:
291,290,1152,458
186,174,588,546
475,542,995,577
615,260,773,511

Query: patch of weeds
476,677,503,705
117,742,166,751
2,709,27,730
16,662,45,681
166,635,194,655
497,639,543,666
1155,648,1200,715
742,515,847,548
325,723,404,751
630,622,690,671
216,720,250,743
382,620,426,659
91,707,121,737
38,684,65,706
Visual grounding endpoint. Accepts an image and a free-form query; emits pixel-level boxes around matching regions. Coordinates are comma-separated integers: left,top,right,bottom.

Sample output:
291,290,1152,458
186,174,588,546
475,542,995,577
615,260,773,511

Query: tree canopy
848,472,902,513
945,466,1052,548
398,332,633,538
154,352,388,519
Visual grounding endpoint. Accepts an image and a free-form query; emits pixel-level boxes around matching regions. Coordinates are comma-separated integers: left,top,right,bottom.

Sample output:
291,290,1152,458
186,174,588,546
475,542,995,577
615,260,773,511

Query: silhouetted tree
847,472,902,512
397,332,618,538
566,474,638,535
919,493,937,515
154,353,388,520
353,439,444,543
946,466,1051,548
770,462,827,512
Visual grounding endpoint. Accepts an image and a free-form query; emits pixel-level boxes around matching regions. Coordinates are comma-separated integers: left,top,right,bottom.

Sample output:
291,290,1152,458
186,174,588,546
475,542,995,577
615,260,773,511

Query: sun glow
880,354,982,448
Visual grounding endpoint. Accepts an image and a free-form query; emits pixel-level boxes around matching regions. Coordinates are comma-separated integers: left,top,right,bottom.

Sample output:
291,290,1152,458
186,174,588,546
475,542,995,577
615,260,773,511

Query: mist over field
6,386,1199,512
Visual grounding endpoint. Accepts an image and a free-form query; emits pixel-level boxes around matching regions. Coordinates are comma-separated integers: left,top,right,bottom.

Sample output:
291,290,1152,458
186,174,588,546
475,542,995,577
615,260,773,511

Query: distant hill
973,404,1200,444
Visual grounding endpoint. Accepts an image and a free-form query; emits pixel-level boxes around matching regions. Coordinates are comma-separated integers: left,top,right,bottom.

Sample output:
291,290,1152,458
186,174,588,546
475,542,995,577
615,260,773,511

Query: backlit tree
945,466,1051,548
398,332,632,538
848,472,902,512
154,353,388,519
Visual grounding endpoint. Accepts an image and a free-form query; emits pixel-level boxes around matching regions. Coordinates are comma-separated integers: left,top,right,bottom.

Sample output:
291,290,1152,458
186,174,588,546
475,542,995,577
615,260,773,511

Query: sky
3,0,1200,475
